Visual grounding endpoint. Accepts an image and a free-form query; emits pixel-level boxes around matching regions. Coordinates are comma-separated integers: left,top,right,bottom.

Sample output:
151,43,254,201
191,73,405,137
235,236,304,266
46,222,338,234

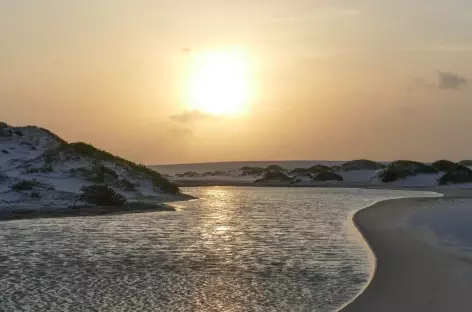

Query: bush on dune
54,142,179,194
439,165,472,185
389,160,438,174
312,171,344,182
255,171,293,183
341,159,385,171
379,160,437,183
266,165,284,172
431,160,459,172
78,185,127,207
308,164,333,173
290,168,311,175
11,179,53,191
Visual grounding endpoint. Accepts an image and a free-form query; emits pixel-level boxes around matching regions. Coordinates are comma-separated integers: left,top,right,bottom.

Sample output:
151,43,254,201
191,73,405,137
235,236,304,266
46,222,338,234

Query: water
0,187,437,311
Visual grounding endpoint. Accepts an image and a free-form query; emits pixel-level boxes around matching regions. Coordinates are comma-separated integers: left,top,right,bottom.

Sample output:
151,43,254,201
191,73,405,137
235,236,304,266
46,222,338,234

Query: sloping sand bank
342,191,472,311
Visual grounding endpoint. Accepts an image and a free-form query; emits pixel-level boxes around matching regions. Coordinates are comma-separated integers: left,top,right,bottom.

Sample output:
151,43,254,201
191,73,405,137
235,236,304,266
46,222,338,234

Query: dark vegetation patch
431,160,459,172
30,191,41,199
439,165,472,185
176,171,200,178
266,165,284,172
312,171,344,182
47,142,179,194
379,160,437,183
78,185,127,207
308,165,333,173
255,171,293,183
1,150,8,154
202,171,227,176
70,166,119,184
11,179,54,192
290,168,310,175
38,127,68,146
342,159,385,171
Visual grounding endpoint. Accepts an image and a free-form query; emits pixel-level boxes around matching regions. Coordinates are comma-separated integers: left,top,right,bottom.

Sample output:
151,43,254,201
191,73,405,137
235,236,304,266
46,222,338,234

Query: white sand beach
342,190,472,311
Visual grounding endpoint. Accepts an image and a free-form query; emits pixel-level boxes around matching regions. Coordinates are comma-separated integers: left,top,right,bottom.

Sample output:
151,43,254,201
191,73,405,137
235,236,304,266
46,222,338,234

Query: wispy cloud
409,71,468,91
437,71,468,90
170,110,221,123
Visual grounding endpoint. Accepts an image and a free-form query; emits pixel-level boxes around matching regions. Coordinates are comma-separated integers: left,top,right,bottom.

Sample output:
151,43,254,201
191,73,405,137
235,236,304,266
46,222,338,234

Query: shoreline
0,202,177,221
175,179,449,191
341,190,472,311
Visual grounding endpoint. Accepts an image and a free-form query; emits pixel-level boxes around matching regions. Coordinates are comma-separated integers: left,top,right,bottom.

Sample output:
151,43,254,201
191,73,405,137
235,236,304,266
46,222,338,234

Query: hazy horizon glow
1,1,472,164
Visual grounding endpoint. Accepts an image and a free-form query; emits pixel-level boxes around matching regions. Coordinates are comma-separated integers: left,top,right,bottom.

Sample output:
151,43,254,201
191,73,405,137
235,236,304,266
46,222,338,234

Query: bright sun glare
184,48,251,116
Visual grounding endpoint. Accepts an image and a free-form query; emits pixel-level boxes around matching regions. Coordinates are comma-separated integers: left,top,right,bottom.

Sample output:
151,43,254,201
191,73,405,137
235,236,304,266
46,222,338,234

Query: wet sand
342,191,472,311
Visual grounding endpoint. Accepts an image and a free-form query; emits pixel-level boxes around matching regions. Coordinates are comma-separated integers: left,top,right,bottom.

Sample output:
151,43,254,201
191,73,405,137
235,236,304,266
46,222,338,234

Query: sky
1,0,472,164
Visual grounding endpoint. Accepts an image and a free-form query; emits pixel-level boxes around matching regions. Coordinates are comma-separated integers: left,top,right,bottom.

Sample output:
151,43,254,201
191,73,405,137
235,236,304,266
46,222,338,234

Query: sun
184,48,251,116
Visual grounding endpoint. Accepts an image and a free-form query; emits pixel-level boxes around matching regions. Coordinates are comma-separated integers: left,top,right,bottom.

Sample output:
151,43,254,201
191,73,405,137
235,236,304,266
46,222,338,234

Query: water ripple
0,187,435,311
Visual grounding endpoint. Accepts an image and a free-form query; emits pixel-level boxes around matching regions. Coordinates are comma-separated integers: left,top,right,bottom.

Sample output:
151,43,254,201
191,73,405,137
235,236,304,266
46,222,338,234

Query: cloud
437,71,468,90
170,110,221,123
409,71,468,92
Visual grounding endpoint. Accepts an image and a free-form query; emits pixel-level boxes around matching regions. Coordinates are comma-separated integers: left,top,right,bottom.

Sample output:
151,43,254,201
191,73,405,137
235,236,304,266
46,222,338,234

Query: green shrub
255,171,293,183
389,160,438,174
266,165,284,172
290,167,311,175
439,165,472,185
312,171,344,182
432,160,459,172
379,169,401,183
58,142,179,194
38,127,68,146
90,165,119,183
379,160,438,183
11,179,52,191
12,181,34,191
308,165,333,173
43,149,60,164
78,185,127,206
342,159,385,171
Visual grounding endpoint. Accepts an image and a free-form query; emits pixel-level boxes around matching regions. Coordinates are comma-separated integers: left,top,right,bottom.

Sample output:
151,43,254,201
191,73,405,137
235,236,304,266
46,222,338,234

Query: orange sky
1,1,472,164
